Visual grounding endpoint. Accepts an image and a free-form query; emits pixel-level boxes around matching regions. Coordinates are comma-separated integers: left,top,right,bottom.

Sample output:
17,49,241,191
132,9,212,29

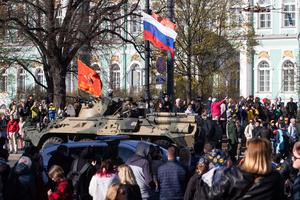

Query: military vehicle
24,97,202,150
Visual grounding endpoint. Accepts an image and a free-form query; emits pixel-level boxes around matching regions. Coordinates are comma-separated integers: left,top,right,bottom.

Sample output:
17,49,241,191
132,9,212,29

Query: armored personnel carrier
24,97,201,150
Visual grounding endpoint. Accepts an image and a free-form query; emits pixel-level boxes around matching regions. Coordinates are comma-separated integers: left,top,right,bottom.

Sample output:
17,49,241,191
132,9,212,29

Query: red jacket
48,180,73,200
211,99,226,118
7,120,19,136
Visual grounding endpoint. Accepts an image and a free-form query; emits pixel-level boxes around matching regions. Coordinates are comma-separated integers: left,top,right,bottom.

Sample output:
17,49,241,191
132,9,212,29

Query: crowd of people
0,95,81,154
0,91,298,199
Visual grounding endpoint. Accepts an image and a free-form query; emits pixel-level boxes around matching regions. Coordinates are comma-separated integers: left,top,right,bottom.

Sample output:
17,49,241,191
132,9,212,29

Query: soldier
121,97,137,117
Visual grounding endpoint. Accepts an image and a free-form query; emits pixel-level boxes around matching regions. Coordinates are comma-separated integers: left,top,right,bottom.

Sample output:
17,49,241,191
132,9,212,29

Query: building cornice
256,33,298,40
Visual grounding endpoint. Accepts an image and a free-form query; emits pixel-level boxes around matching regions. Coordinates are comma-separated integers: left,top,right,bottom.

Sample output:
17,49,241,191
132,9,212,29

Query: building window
111,64,120,89
230,8,242,27
131,5,141,33
17,68,26,91
283,0,295,27
258,0,272,28
0,69,7,93
259,10,271,28
35,68,43,92
127,64,141,87
258,61,270,92
282,60,295,92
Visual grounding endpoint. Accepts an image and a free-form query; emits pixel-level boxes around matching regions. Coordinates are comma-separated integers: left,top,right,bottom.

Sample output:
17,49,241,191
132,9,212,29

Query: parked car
41,139,168,171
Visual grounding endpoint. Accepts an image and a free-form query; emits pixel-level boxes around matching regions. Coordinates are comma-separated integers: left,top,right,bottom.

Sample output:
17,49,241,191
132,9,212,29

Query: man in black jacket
194,96,203,115
256,122,273,140
252,121,262,138
286,98,298,119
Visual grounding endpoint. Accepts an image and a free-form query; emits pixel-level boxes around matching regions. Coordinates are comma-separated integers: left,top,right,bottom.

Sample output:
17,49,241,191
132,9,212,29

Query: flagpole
167,0,174,104
144,0,151,108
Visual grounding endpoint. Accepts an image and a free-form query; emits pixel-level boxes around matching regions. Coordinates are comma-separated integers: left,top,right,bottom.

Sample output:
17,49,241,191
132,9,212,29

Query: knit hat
293,133,298,137
263,98,267,103
290,118,296,123
285,118,289,121
207,149,229,167
212,98,217,103
0,157,7,167
197,157,209,168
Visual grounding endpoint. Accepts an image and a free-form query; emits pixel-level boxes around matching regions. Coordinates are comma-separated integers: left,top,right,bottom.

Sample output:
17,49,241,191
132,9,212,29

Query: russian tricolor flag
142,12,177,57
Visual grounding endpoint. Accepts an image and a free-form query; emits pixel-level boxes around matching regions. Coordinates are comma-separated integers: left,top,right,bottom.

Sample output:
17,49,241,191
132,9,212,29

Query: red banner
78,59,102,97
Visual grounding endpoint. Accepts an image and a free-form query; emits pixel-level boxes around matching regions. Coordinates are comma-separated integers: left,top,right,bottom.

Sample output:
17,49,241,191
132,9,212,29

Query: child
48,165,73,200
185,104,195,114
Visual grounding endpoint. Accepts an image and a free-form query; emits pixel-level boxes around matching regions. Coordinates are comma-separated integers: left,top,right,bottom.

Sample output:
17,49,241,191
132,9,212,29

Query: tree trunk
49,60,67,112
186,54,191,103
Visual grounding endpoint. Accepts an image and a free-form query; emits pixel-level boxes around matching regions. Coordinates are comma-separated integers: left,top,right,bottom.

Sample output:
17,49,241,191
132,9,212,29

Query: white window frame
257,60,271,92
17,68,26,92
111,64,120,89
35,68,44,92
278,57,297,93
257,0,272,29
282,0,296,27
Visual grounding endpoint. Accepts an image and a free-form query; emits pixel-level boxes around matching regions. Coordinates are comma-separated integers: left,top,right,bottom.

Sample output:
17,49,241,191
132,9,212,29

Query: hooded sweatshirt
89,173,119,200
125,142,155,198
14,163,37,200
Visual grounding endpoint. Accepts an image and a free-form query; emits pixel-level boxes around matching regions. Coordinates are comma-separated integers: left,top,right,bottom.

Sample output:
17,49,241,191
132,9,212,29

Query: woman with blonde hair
105,182,127,200
117,164,142,200
208,138,284,200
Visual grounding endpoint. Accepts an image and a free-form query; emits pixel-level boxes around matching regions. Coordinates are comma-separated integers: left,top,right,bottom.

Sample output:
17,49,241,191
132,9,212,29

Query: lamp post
144,0,151,107
167,0,174,102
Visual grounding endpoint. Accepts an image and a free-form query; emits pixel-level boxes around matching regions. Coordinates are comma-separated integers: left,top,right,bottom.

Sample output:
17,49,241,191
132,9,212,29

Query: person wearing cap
286,97,298,119
208,138,284,200
276,123,290,157
211,97,227,119
161,88,168,102
288,118,297,138
184,157,209,200
107,89,113,97
49,103,56,120
121,97,137,118
7,116,19,154
285,117,290,130
162,95,172,112
173,98,184,113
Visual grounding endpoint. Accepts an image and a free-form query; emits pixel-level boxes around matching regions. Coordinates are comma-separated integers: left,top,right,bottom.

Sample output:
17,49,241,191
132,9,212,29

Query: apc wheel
153,140,171,149
42,137,64,150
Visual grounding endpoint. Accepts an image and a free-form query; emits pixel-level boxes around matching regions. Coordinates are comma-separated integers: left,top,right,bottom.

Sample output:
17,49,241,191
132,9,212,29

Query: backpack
66,159,91,191
4,171,22,200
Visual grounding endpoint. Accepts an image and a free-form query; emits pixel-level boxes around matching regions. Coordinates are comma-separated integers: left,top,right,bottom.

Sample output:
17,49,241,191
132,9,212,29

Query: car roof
42,140,160,153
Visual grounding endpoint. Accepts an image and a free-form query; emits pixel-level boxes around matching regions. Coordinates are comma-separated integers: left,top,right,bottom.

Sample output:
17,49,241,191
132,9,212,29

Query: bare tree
153,0,257,102
0,0,142,108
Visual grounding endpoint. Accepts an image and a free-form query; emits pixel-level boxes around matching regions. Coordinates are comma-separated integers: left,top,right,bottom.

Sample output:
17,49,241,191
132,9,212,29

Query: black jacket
184,173,202,200
71,146,97,199
208,167,285,200
48,151,73,175
252,126,262,138
279,156,299,184
257,127,273,140
124,184,142,200
286,102,297,115
194,100,202,115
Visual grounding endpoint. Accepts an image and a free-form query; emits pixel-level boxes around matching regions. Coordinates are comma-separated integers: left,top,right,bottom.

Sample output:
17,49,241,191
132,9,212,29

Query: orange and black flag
78,59,102,97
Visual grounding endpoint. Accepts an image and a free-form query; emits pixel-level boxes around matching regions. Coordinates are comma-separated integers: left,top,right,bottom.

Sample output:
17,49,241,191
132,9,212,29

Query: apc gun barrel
154,116,195,124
